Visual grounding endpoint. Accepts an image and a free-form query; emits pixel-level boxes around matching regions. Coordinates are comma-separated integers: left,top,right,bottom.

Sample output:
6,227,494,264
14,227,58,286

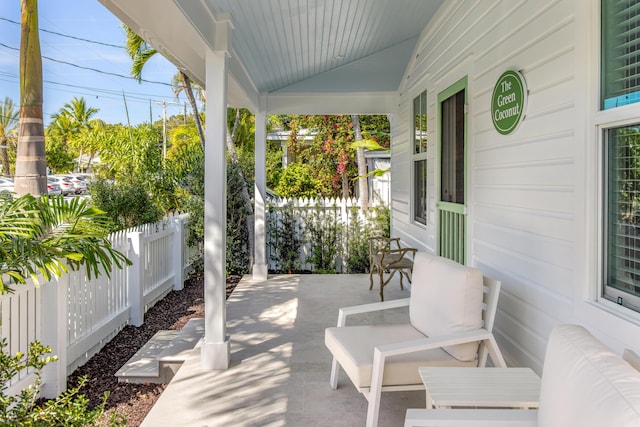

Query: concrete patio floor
140,273,423,426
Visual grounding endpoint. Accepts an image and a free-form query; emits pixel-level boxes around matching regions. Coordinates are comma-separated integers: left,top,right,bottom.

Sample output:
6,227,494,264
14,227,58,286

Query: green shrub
226,161,250,276
305,204,341,273
344,208,370,274
268,204,302,273
88,179,163,231
0,339,124,426
344,205,391,273
274,163,318,198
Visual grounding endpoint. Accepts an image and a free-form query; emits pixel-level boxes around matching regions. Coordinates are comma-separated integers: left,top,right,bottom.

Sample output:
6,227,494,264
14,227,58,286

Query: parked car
0,177,14,193
47,177,63,195
48,175,75,195
63,174,88,194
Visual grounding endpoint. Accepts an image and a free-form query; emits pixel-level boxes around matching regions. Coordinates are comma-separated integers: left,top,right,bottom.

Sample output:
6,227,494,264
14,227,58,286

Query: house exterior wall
392,0,640,372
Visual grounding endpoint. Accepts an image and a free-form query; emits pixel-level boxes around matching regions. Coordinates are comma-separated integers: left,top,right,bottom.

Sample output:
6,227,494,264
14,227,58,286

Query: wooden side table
419,367,541,409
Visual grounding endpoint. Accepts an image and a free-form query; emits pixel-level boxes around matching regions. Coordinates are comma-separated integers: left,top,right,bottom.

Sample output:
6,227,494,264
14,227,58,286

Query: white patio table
419,367,541,410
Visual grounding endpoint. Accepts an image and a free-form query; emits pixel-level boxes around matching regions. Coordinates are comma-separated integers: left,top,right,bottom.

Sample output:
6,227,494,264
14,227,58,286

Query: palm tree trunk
179,71,205,151
341,171,350,199
351,115,369,209
77,147,84,173
226,109,255,270
15,0,47,196
0,139,10,176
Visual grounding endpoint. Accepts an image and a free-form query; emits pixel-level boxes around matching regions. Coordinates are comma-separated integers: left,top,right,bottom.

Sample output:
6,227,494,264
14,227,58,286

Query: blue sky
0,1,190,125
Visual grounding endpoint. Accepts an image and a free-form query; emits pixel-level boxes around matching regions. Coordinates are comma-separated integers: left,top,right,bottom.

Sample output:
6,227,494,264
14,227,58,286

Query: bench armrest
373,328,507,368
337,298,410,326
380,247,417,265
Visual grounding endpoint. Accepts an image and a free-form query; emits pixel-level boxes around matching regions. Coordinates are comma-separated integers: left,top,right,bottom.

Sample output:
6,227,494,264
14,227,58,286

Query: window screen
413,91,428,225
604,124,640,311
602,0,640,109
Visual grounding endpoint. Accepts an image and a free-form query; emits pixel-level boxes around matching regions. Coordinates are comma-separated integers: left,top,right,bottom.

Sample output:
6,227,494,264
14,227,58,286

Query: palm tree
54,97,99,171
170,71,206,151
0,97,19,176
14,0,47,196
0,193,130,294
124,26,205,150
75,119,105,172
58,97,99,129
48,111,76,143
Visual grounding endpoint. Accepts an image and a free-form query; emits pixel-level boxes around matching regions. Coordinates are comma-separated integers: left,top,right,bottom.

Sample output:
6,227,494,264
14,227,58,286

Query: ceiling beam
263,92,399,115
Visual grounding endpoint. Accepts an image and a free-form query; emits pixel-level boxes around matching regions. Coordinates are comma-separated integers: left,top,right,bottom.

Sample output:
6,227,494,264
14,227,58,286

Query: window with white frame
601,0,640,312
413,91,428,225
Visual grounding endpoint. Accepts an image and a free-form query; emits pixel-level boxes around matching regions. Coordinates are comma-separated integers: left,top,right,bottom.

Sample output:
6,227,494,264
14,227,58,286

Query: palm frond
1,194,131,294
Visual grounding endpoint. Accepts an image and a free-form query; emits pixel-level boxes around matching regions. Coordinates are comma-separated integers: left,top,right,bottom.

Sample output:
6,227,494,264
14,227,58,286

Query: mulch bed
67,272,240,426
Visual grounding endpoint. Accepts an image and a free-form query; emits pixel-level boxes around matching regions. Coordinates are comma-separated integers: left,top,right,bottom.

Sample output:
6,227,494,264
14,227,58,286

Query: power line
0,17,124,49
0,71,185,104
0,42,172,87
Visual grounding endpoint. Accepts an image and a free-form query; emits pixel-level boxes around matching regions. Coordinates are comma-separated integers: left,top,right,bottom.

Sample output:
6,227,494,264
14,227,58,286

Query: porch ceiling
98,0,444,112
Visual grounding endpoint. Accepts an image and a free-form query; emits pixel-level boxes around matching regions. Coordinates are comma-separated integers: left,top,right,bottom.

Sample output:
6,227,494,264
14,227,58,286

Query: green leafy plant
0,194,131,294
0,339,124,427
226,161,251,275
268,203,302,273
344,208,370,274
88,179,163,231
274,162,319,199
344,205,391,273
305,204,341,273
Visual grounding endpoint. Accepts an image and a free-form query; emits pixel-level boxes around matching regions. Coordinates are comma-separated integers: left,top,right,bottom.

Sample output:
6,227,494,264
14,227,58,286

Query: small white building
364,149,391,206
99,0,640,373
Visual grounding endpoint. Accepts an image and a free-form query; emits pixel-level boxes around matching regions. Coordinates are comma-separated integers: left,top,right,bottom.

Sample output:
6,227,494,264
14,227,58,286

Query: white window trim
412,90,428,227
593,0,640,319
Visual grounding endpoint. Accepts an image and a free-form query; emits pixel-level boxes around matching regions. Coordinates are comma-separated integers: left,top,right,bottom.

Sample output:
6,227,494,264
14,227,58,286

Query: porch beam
263,92,399,115
253,112,268,280
201,49,230,370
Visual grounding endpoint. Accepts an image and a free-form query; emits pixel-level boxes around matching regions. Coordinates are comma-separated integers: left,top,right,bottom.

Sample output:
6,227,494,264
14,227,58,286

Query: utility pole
152,100,180,162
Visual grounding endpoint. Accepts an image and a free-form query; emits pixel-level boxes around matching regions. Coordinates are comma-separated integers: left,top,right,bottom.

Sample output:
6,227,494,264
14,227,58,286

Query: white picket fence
0,213,200,398
266,197,387,272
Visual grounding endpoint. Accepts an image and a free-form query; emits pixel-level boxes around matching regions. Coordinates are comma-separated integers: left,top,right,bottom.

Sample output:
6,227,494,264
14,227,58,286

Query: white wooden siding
393,0,585,371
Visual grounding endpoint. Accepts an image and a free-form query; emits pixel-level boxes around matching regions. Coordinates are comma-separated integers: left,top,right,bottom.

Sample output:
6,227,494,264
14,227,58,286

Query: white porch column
201,49,230,369
253,112,268,280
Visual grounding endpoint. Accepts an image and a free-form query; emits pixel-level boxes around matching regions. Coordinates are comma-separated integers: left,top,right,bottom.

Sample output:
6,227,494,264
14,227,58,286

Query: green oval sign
491,70,527,135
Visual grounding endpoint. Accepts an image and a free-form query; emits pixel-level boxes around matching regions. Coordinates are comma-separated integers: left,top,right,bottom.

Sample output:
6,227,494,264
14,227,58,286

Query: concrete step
115,318,205,384
158,318,205,379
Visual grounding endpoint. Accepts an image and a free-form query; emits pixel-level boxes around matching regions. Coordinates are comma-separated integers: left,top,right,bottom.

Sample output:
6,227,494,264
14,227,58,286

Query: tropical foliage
0,97,19,176
46,97,100,173
0,194,130,294
269,115,390,199
88,180,163,230
0,339,124,426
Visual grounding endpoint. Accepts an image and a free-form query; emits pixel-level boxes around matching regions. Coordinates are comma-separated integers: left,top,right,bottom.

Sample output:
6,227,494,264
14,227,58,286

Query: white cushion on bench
404,324,640,427
409,252,484,361
325,324,476,388
538,324,640,427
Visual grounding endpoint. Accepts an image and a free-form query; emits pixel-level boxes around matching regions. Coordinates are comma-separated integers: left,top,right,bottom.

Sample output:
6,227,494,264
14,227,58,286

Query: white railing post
40,275,68,398
128,231,145,326
173,216,184,291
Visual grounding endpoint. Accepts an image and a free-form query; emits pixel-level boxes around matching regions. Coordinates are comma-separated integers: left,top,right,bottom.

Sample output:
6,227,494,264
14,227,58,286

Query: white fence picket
0,213,199,397
0,283,40,390
266,196,385,272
